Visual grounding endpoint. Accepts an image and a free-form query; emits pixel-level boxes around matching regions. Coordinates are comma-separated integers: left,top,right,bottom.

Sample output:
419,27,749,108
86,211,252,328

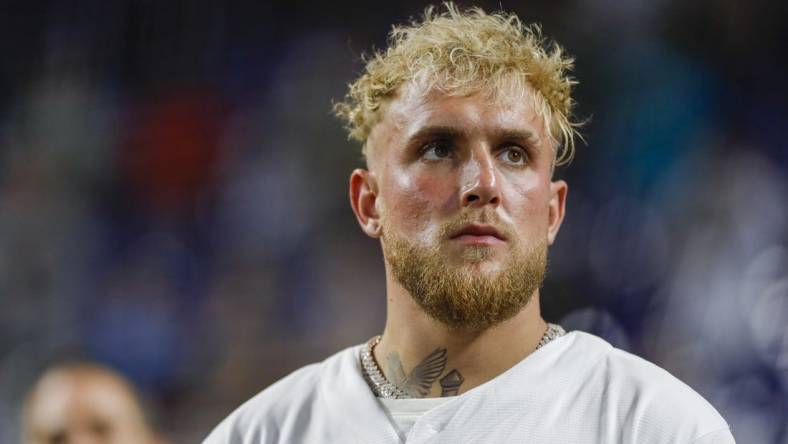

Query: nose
460,150,501,208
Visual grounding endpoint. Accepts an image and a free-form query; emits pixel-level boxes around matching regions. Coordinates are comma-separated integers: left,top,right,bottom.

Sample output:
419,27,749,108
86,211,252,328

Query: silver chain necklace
360,323,566,399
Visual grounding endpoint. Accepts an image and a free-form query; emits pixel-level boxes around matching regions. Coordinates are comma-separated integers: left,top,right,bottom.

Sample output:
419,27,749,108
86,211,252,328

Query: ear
349,168,382,238
547,180,567,246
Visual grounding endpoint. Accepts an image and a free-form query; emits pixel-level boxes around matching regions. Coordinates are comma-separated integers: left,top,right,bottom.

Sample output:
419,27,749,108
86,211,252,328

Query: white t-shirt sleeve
689,427,736,444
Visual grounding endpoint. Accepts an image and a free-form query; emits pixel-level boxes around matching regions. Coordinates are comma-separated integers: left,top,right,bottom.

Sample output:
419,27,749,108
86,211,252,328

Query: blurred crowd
1,1,786,442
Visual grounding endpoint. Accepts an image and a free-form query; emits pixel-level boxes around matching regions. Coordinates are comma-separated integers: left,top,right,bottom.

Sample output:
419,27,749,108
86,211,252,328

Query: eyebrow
406,125,467,143
406,125,538,147
496,129,538,144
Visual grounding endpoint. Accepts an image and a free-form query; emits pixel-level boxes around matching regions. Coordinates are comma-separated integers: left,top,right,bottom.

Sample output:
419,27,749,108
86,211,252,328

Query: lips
450,224,506,241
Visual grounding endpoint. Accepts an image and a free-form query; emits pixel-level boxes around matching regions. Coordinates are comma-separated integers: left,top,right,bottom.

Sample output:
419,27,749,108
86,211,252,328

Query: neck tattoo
360,323,566,399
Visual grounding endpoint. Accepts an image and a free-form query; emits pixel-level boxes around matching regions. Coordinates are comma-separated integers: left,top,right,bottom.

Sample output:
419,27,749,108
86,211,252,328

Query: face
24,371,156,444
350,81,567,330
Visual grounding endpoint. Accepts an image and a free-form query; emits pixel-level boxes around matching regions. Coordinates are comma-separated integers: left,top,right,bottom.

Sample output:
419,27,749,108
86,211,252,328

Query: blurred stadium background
1,0,786,442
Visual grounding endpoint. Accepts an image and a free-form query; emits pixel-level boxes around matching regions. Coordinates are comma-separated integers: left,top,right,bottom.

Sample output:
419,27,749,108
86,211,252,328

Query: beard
381,211,548,331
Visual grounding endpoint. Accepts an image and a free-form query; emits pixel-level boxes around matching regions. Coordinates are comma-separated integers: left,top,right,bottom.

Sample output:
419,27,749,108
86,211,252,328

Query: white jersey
203,331,734,443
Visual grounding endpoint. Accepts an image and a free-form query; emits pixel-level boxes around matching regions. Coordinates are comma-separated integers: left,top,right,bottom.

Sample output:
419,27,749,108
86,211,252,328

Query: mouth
449,224,507,245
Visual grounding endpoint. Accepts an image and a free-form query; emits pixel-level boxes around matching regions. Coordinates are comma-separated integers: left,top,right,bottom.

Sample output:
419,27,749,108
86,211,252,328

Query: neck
372,276,547,398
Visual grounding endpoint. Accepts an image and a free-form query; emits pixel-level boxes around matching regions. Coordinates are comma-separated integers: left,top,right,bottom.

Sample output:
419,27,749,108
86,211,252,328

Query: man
205,4,734,443
22,362,163,444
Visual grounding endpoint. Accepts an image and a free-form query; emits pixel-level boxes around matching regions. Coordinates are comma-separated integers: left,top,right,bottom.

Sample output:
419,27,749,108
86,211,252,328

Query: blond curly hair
334,2,582,165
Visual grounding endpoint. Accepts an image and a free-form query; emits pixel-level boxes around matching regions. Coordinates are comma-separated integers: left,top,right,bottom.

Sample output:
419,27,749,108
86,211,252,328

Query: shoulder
202,364,322,443
202,345,361,444
571,332,732,442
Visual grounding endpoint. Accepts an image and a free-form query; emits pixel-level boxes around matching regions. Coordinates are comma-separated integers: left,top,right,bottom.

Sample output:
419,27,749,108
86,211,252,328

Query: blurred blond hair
334,2,583,165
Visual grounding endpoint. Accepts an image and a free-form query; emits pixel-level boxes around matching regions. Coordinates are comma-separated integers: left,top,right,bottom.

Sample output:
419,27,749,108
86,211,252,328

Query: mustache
437,210,515,241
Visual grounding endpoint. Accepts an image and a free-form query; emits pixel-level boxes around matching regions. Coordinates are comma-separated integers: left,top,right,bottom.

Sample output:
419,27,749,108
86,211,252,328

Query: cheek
505,173,551,232
381,169,453,240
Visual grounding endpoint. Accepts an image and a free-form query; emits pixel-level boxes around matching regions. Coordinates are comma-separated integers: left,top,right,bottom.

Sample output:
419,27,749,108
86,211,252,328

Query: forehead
369,80,550,155
28,372,139,431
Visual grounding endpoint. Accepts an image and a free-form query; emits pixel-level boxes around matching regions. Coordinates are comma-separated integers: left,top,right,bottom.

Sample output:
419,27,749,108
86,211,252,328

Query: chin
454,257,506,275
451,245,501,264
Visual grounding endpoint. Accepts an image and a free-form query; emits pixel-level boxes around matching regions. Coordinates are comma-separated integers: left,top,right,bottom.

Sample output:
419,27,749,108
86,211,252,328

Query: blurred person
23,362,164,444
204,4,734,443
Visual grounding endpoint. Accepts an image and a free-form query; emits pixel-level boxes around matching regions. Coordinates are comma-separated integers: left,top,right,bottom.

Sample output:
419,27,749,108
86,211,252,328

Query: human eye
421,140,454,161
497,145,528,166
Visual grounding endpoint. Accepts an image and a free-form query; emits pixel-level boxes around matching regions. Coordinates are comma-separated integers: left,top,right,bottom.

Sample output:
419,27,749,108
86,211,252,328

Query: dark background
1,1,786,442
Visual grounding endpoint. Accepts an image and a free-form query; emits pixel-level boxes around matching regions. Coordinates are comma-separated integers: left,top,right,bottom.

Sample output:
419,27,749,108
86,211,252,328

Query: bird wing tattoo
385,347,450,397
405,347,448,397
